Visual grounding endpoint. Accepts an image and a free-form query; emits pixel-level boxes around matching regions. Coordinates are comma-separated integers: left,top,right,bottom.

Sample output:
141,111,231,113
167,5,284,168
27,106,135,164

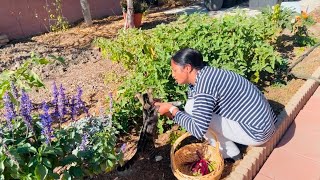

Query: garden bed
0,3,320,180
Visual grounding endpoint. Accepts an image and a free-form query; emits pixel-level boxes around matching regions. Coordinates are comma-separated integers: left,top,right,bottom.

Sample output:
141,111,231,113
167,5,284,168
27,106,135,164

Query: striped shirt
174,66,277,142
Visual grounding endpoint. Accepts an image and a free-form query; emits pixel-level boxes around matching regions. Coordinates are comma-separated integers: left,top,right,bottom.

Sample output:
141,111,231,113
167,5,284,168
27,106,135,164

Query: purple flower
58,84,67,120
40,102,54,145
70,96,77,121
3,92,15,130
120,143,126,153
20,90,33,130
76,87,88,116
51,82,59,117
79,133,88,151
10,81,19,100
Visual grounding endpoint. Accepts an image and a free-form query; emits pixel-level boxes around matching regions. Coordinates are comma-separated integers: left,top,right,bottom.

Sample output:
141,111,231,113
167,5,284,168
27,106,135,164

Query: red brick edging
224,67,320,180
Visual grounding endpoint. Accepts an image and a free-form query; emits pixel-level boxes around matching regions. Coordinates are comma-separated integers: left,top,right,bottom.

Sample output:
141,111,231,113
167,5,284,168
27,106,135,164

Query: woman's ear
185,64,193,73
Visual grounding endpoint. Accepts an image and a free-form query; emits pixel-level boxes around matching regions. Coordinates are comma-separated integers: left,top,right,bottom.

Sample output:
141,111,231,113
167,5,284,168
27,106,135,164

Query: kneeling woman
155,48,277,160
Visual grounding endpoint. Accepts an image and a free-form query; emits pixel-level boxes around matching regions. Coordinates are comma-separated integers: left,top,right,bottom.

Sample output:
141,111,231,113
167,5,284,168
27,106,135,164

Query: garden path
255,86,320,180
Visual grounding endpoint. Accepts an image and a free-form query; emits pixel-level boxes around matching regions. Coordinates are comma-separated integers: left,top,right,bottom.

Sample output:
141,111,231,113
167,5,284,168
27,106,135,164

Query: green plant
0,90,122,179
0,54,48,108
95,12,288,132
262,5,295,31
262,6,317,47
292,11,317,47
0,53,65,108
120,0,149,14
169,129,186,145
45,0,70,32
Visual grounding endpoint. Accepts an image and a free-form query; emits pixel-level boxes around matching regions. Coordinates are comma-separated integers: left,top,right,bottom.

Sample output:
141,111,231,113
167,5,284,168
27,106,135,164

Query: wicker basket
170,129,224,180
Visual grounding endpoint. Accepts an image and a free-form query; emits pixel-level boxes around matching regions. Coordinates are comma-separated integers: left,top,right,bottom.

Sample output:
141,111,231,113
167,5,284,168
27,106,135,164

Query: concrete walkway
255,86,320,180
163,0,320,17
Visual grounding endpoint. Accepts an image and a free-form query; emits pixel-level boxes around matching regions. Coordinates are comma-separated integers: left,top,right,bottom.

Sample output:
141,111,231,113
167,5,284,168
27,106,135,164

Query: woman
155,48,277,160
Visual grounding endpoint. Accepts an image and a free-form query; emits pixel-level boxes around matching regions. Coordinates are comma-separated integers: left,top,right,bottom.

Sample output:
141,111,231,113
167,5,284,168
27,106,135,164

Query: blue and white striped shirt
174,66,277,142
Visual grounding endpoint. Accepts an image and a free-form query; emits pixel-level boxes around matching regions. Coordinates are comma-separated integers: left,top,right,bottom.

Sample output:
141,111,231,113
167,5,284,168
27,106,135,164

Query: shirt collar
192,66,207,88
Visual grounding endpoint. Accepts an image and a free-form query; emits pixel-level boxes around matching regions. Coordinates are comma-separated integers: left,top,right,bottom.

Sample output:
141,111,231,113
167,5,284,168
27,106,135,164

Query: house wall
0,0,121,40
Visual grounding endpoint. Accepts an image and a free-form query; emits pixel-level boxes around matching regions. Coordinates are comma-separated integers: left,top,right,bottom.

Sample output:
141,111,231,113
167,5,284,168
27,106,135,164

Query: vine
44,0,70,32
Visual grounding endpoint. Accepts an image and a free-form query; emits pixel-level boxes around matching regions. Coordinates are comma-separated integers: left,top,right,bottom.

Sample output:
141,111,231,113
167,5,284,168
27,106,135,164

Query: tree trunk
124,0,135,29
80,0,93,26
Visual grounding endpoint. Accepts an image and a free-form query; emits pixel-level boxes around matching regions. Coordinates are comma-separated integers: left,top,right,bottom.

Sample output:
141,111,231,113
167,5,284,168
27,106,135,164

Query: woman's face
171,60,189,85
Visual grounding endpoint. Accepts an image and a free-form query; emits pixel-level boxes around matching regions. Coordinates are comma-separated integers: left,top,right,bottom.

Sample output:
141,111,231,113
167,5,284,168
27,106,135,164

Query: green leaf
61,155,78,166
69,166,83,178
28,157,37,167
21,173,33,180
33,58,50,65
42,146,59,156
27,71,45,87
16,144,37,154
48,55,66,66
49,172,60,179
34,164,48,180
3,139,14,144
0,80,10,98
265,66,274,73
42,158,52,168
107,154,117,160
0,159,5,173
62,171,71,180
107,159,114,167
29,147,38,154
78,150,91,158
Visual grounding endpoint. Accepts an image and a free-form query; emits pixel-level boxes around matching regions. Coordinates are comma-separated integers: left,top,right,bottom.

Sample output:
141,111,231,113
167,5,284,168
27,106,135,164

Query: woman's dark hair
171,48,206,70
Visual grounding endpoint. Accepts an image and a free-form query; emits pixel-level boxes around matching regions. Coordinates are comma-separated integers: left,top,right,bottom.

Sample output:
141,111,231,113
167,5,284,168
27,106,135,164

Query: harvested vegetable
186,150,215,176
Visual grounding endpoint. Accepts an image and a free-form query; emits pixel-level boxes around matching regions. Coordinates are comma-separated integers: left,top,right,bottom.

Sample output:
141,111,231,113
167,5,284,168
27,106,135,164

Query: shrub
95,12,289,131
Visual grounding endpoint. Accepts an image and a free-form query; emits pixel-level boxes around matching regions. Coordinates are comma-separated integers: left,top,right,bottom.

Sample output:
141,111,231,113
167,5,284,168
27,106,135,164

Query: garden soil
0,4,320,180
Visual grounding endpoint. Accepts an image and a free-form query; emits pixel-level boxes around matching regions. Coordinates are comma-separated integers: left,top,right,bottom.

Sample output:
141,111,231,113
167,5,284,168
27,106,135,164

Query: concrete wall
0,0,121,40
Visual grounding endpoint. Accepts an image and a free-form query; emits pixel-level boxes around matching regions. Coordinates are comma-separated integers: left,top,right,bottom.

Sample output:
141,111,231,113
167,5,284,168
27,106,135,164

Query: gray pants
184,99,271,159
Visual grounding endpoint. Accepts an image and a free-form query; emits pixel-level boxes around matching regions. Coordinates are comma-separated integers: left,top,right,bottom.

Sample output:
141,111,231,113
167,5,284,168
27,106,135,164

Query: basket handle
171,128,220,156
170,128,221,176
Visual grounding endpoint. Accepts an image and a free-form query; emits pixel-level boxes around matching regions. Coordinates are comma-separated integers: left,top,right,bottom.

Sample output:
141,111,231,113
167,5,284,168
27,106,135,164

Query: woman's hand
154,102,172,115
154,102,178,119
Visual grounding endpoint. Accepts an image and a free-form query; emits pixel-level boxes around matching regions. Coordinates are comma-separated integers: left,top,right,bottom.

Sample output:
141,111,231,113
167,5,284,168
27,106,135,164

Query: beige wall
0,0,121,40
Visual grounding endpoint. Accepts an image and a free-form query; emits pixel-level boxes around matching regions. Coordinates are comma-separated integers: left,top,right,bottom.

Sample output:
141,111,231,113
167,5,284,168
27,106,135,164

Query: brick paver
255,87,320,180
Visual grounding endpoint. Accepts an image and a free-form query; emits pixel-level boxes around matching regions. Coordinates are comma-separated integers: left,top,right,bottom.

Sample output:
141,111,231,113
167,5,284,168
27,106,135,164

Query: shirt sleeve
174,93,217,139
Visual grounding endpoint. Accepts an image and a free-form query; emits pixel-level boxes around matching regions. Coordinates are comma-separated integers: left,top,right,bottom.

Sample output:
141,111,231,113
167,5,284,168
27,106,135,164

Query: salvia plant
0,83,123,180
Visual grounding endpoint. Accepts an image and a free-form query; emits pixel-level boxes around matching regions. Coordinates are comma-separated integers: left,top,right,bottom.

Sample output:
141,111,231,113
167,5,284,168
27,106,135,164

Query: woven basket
170,129,224,180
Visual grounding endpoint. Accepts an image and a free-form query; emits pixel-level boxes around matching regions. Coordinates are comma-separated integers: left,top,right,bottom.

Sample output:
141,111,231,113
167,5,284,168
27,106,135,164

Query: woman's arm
174,93,217,139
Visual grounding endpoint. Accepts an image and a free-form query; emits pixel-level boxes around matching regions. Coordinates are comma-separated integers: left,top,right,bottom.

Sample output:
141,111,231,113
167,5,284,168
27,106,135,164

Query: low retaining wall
225,66,320,179
0,0,121,40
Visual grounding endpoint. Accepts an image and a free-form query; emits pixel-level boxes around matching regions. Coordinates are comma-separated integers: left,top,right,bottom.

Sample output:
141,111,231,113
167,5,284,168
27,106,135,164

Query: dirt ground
1,3,320,180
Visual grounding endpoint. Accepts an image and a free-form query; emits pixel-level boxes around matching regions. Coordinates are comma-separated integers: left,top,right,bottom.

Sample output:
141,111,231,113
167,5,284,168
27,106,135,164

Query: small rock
155,155,163,162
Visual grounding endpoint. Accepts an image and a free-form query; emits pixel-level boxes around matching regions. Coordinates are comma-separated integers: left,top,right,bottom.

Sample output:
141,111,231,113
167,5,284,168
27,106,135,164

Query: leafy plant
95,12,289,132
0,53,50,108
0,84,122,179
292,11,317,47
120,0,149,13
261,5,295,32
45,0,70,32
